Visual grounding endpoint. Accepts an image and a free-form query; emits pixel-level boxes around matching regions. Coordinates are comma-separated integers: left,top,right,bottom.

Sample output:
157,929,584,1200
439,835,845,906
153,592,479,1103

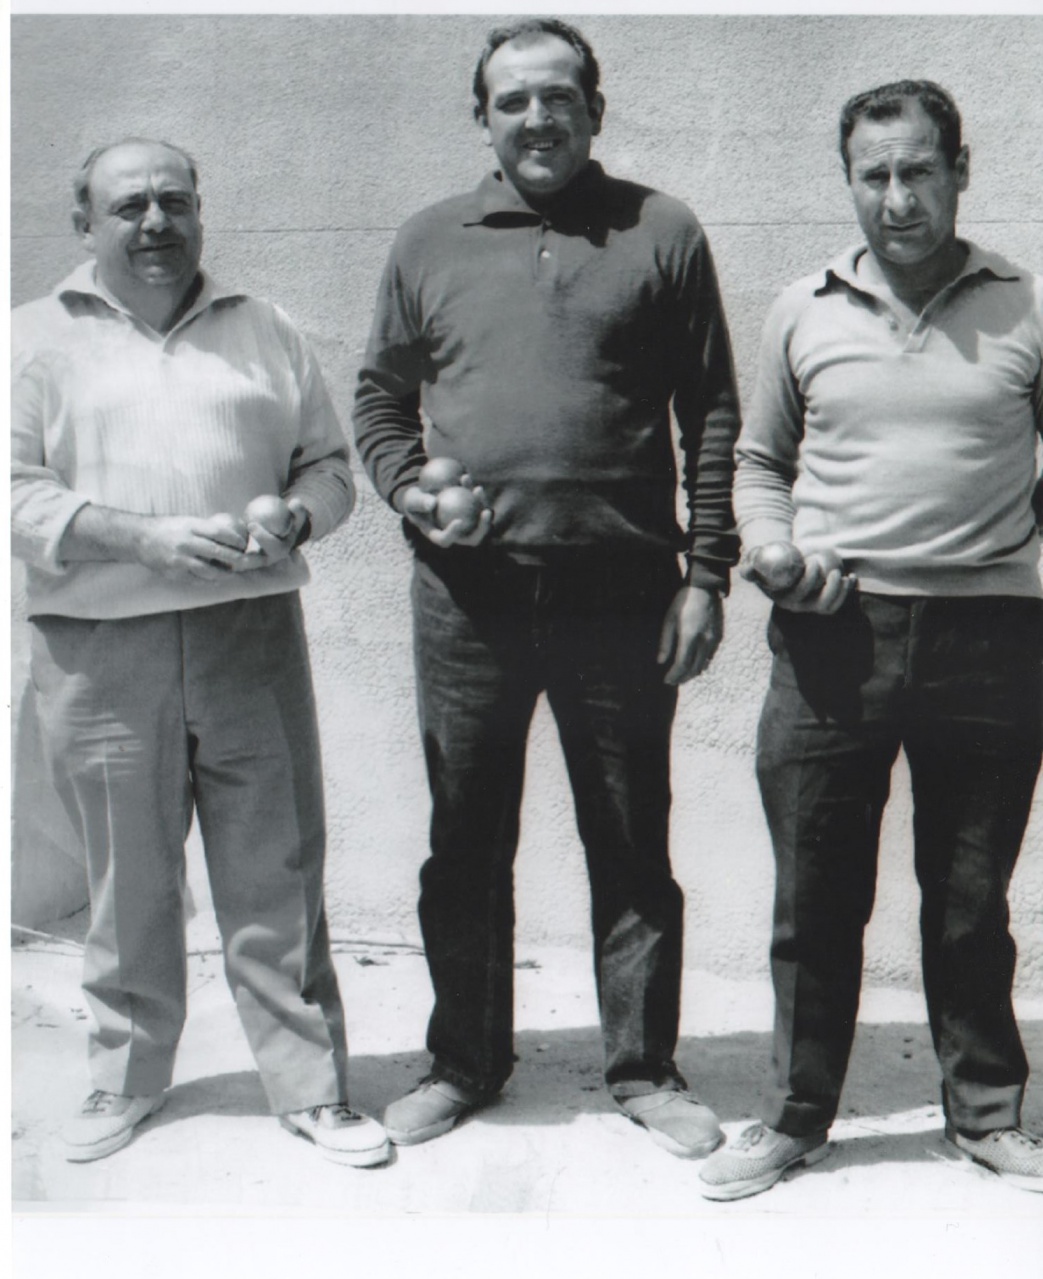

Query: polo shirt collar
816,240,1023,300
55,260,246,330
462,160,607,226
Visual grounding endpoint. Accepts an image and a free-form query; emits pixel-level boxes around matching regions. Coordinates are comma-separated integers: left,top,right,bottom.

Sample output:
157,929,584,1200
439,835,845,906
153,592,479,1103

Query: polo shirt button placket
906,320,930,354
535,221,552,280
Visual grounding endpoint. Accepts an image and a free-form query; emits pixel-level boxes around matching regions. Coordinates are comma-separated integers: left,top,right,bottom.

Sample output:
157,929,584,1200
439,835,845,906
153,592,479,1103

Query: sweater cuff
736,517,794,553
684,557,730,596
13,492,93,576
283,469,353,542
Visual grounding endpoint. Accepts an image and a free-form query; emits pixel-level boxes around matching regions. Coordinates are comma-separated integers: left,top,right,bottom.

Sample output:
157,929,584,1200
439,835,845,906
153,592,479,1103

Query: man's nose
524,96,552,127
140,199,170,232
884,177,916,217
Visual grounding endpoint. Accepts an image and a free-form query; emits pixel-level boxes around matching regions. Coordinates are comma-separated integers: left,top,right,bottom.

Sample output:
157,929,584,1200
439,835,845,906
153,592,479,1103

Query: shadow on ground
13,925,1043,1213
145,1019,1042,1144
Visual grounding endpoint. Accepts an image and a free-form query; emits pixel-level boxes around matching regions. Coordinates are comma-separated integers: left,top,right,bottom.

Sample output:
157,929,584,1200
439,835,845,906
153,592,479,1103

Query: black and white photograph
10,4,1043,1276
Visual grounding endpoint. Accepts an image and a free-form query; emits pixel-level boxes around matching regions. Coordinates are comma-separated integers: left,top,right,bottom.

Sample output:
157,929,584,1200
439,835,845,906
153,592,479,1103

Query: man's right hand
58,504,252,580
773,552,856,614
401,482,493,549
135,513,252,580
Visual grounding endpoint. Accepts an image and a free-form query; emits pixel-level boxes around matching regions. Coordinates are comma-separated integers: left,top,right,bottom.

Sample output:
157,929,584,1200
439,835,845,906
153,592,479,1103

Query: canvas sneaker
63,1090,166,1163
699,1122,830,1200
280,1103,390,1167
616,1089,723,1158
946,1125,1043,1192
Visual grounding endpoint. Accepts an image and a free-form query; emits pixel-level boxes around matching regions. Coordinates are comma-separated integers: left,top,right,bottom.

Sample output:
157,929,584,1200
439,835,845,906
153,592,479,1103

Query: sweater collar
54,260,246,332
816,240,1023,300
462,160,607,226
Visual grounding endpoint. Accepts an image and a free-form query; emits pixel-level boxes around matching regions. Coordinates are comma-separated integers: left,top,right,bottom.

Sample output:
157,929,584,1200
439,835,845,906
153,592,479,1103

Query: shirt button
540,249,551,259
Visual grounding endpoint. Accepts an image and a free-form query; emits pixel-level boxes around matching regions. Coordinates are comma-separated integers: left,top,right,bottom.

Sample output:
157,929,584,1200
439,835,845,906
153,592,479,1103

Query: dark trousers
757,593,1043,1137
411,543,687,1099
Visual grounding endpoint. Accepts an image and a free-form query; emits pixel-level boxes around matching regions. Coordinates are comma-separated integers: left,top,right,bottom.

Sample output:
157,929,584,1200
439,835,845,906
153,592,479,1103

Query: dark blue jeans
757,593,1043,1138
411,542,687,1099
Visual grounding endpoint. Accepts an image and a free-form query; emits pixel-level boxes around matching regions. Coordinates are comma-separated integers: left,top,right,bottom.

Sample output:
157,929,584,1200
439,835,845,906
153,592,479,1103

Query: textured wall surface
11,14,1043,992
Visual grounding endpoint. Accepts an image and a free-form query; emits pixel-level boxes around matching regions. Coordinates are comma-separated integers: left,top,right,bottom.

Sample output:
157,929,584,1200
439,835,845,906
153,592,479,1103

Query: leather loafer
384,1077,486,1146
616,1089,724,1158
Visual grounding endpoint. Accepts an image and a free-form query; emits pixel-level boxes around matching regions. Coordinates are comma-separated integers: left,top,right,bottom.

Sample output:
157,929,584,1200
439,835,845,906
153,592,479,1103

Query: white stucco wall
11,13,1043,993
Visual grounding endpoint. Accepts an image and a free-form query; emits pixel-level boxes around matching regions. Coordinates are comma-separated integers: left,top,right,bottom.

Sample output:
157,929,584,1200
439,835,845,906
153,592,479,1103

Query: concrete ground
11,902,1043,1278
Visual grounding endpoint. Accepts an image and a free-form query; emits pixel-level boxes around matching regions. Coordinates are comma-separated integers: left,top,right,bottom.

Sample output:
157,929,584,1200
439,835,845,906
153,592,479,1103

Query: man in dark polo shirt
353,18,740,1154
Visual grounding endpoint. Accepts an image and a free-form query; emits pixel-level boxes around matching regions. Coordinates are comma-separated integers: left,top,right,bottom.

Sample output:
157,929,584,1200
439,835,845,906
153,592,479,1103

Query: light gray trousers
30,592,349,1113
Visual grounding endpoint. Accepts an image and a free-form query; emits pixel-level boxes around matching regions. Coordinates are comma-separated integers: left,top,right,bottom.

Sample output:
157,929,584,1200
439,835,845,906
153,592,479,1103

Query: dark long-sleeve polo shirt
353,161,741,591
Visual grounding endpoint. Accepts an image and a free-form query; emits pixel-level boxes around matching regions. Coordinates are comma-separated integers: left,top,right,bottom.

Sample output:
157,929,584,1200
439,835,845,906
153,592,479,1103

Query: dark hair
73,138,200,216
839,80,962,176
472,18,600,119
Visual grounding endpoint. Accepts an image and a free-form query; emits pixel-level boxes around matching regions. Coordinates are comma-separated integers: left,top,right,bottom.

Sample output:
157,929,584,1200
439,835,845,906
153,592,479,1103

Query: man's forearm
56,504,251,580
674,241,742,589
352,375,428,509
57,504,157,564
283,448,356,542
680,398,742,592
732,453,797,550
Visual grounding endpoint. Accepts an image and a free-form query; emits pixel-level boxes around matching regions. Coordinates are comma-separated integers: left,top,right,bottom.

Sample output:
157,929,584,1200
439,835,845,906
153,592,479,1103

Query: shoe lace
311,1102,361,1123
735,1123,769,1151
992,1128,1043,1152
82,1090,117,1114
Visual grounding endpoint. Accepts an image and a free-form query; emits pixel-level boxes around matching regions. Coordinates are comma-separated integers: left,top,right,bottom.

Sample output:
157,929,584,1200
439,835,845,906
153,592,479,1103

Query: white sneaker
63,1090,166,1162
699,1122,830,1200
946,1125,1043,1192
280,1102,390,1167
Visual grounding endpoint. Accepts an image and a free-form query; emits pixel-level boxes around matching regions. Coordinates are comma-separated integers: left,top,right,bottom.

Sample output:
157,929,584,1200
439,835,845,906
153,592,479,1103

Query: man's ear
954,144,970,193
589,92,606,137
72,207,94,252
478,113,493,148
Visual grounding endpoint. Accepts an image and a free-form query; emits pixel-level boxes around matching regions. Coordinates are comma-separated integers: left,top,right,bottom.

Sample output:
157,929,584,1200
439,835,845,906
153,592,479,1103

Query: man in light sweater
12,138,389,1167
353,19,740,1154
699,81,1043,1200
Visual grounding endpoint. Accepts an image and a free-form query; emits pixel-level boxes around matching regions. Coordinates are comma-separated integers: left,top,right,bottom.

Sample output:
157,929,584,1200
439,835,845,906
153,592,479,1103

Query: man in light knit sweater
353,19,740,1155
11,139,389,1168
699,82,1043,1200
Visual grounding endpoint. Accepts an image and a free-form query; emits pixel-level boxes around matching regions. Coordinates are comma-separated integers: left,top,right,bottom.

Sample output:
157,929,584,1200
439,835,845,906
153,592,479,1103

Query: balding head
72,138,204,331
73,138,199,219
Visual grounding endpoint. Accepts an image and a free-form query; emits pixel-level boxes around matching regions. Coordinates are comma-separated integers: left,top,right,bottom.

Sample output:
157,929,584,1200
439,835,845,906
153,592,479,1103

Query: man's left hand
657,585,724,685
236,496,310,570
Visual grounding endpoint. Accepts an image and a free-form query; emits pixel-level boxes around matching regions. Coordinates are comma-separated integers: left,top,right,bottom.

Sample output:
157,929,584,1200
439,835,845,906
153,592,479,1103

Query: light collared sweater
735,243,1043,598
12,263,354,619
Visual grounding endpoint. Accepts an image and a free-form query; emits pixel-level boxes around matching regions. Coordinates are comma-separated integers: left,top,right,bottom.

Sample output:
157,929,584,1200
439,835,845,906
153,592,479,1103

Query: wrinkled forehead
89,143,197,204
848,104,945,165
